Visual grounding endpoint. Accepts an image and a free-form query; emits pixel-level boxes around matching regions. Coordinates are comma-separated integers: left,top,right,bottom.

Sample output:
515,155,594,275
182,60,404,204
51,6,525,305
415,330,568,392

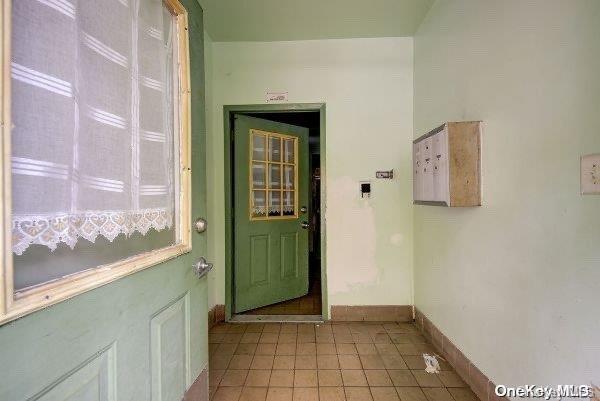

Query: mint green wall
206,38,415,312
414,0,600,387
0,1,209,399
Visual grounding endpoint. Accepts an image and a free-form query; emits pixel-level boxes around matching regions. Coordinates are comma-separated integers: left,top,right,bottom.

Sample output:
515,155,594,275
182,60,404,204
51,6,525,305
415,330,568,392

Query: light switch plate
581,154,600,195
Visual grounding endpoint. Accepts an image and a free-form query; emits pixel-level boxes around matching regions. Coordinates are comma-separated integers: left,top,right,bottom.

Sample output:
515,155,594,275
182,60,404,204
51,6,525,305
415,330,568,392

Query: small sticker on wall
266,92,288,102
581,154,600,195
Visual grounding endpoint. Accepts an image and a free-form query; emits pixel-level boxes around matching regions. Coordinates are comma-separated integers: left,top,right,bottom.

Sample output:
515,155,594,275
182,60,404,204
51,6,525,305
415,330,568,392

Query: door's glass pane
268,191,282,216
283,165,294,190
252,133,267,161
269,136,281,162
251,190,267,218
283,138,295,163
283,191,295,216
269,164,281,189
252,162,266,189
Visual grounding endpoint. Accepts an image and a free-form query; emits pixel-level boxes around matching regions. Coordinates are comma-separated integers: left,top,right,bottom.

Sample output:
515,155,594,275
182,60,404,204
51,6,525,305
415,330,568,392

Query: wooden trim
414,308,507,401
330,305,413,322
0,0,192,326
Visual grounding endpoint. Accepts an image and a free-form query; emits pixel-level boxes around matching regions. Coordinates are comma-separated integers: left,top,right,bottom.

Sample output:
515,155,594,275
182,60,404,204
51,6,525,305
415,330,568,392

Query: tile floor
209,321,479,401
241,280,322,316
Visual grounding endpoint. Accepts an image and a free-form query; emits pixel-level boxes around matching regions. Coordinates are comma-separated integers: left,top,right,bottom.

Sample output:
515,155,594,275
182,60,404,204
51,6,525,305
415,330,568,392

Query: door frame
223,103,327,321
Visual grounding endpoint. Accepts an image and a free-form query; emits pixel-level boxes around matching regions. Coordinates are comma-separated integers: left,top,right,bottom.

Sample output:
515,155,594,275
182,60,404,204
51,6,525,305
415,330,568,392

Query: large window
0,0,191,324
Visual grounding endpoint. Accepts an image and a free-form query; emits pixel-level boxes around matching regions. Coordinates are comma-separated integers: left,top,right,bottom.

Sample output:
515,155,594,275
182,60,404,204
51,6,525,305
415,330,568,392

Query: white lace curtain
11,0,178,255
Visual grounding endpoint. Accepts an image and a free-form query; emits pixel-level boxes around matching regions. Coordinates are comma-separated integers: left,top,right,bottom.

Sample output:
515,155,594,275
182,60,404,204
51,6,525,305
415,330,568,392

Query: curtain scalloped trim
12,208,173,255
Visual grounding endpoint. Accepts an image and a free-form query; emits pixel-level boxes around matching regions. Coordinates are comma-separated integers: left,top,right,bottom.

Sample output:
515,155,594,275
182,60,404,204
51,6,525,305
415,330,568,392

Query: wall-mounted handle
301,221,310,230
193,257,213,279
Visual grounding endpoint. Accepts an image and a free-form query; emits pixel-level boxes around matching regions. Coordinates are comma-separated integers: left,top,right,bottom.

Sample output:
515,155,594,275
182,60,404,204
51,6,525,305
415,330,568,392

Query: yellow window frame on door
249,129,299,221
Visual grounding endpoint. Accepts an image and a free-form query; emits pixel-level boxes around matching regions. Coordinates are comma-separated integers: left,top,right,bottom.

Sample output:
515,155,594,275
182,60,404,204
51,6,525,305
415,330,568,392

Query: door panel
234,115,309,313
0,1,208,400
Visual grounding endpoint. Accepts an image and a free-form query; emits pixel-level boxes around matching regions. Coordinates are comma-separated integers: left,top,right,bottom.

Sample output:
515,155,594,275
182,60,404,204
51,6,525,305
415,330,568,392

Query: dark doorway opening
234,110,322,316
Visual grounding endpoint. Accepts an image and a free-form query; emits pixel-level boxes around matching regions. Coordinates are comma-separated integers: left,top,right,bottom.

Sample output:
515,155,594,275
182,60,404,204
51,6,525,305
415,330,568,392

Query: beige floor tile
279,333,298,343
414,344,436,355
239,386,268,401
411,371,443,387
229,325,247,334
364,370,392,386
372,334,392,344
293,387,319,401
422,388,454,401
245,324,265,333
210,385,217,399
341,370,368,387
273,355,296,370
263,323,282,333
210,333,225,343
316,333,335,344
236,343,258,355
298,333,316,343
338,355,363,370
381,354,407,370
318,370,343,387
395,387,427,401
336,343,358,355
276,343,297,356
319,387,346,401
447,388,479,401
401,356,426,370
334,333,354,344
260,332,279,344
270,370,294,387
210,324,229,334
375,344,399,355
370,387,400,401
229,355,253,370
266,387,293,401
251,355,275,370
213,386,243,401
211,354,233,370
294,370,318,387
438,371,466,387
389,334,412,344
352,333,374,344
210,343,221,354
281,324,298,333
359,355,385,369
241,333,261,344
395,344,420,356
387,370,417,387
316,343,337,355
218,343,239,355
221,370,249,387
245,370,271,387
344,387,374,401
255,343,277,355
356,344,378,355
224,333,244,344
298,324,316,335
296,343,317,355
210,369,225,387
317,355,339,369
295,355,317,369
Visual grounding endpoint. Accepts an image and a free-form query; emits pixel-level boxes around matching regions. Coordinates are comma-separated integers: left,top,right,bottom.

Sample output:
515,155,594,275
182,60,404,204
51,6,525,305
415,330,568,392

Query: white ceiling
198,0,435,42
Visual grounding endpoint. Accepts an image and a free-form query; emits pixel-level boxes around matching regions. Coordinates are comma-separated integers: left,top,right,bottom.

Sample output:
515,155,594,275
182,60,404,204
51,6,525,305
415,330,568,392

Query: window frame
248,129,299,221
0,0,192,325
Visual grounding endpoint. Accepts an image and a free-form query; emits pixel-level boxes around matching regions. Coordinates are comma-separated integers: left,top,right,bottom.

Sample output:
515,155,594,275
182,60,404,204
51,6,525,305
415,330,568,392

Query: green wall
206,38,415,313
414,0,600,387
0,1,209,399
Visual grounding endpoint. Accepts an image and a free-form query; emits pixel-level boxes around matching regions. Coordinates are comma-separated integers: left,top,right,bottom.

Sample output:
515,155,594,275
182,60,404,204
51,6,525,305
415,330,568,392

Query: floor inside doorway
208,321,477,401
241,278,322,316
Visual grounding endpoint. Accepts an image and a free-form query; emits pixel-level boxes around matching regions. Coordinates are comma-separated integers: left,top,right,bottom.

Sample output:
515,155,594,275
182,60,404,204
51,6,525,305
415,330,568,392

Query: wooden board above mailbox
413,121,482,207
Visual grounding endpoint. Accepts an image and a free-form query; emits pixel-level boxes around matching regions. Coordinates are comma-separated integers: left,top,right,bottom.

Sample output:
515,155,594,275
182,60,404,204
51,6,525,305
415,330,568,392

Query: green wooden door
0,2,209,400
233,115,310,313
